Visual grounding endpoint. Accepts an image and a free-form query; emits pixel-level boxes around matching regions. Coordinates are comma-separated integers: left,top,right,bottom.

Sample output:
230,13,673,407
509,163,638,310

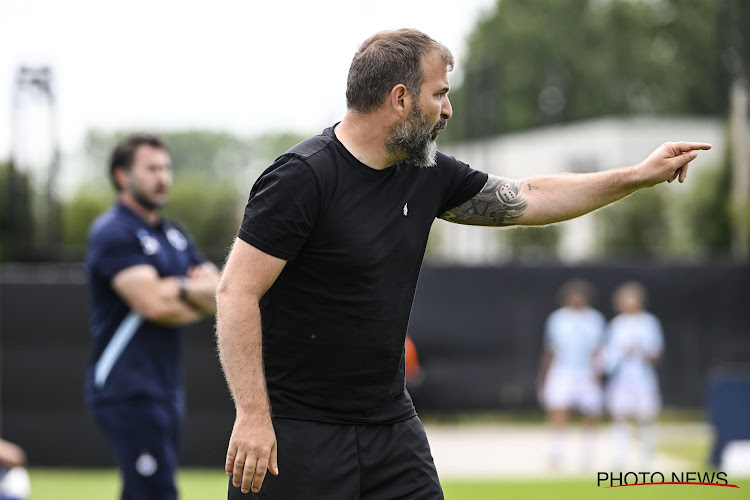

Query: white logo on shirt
137,229,160,256
135,451,158,477
166,227,188,251
403,203,408,216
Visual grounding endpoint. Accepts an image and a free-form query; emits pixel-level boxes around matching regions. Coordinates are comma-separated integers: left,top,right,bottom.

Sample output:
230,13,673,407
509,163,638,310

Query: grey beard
385,112,439,167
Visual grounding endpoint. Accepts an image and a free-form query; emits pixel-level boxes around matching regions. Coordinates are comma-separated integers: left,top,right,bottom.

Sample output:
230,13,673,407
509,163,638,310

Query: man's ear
113,168,128,192
389,84,412,119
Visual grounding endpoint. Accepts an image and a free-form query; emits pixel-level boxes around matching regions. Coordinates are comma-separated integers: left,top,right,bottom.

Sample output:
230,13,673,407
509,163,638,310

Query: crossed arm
440,142,711,226
112,261,220,326
0,438,26,468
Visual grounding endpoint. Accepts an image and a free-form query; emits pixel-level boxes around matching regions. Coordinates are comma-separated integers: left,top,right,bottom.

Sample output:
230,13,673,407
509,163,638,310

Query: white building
434,116,726,263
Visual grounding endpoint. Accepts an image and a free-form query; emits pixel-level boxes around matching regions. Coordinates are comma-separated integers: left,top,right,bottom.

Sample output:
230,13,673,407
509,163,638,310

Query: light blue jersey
545,307,606,374
605,312,664,386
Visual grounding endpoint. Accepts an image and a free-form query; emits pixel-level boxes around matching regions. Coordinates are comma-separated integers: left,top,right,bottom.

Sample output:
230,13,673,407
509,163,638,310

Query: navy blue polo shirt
85,202,205,406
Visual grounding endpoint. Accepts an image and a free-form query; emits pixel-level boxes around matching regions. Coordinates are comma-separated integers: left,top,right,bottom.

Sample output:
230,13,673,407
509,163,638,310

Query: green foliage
0,160,37,261
251,131,308,165
59,128,310,262
445,0,724,142
683,151,733,255
0,160,8,260
596,188,670,257
81,128,309,186
61,183,113,252
165,174,241,261
503,224,561,260
81,129,254,184
59,176,241,262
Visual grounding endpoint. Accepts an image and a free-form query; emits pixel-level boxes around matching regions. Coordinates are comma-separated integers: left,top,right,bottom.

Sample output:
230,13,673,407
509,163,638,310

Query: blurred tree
60,128,310,262
80,128,308,187
81,129,254,184
595,188,670,257
503,225,561,261
250,131,308,165
444,0,723,141
165,174,241,262
61,175,241,262
683,150,733,255
60,183,112,254
0,160,8,261
0,160,36,262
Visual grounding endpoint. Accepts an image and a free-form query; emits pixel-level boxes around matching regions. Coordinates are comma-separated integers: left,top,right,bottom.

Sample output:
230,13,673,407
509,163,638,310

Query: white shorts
542,369,603,416
606,377,661,421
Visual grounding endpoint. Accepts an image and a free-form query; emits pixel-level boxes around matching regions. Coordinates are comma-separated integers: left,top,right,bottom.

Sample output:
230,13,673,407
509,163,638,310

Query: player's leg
227,418,359,499
357,416,443,500
543,370,573,468
92,400,179,500
635,384,661,468
547,409,569,468
576,375,603,469
606,379,633,469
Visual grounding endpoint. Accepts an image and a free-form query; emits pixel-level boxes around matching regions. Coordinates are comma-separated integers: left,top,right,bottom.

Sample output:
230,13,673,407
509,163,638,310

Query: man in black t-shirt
216,29,710,499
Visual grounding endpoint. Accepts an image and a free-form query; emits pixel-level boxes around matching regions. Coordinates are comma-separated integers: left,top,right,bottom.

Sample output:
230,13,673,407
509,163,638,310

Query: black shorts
228,415,443,500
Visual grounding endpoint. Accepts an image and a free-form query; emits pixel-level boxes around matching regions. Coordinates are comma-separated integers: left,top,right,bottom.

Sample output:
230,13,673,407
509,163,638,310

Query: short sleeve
186,241,207,266
88,226,150,281
237,157,320,261
435,153,488,216
644,315,664,356
168,220,207,266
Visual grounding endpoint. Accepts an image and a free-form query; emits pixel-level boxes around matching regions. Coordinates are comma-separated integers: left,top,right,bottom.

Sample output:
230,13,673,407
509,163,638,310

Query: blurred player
537,280,605,468
604,282,664,469
0,438,29,500
215,29,710,498
85,134,220,500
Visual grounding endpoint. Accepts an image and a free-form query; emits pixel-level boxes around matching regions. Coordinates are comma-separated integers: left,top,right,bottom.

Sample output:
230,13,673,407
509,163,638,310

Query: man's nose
160,169,172,185
441,95,453,120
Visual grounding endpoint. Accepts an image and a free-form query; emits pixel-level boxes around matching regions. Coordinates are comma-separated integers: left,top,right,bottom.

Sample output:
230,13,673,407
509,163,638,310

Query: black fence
1,262,749,466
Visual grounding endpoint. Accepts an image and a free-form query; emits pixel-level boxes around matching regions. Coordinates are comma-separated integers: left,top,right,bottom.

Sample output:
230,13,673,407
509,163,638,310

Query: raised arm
216,238,286,494
440,142,711,226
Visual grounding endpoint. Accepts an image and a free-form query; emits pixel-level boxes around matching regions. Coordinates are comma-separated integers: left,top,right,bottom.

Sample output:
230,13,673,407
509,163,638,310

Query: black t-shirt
238,125,487,423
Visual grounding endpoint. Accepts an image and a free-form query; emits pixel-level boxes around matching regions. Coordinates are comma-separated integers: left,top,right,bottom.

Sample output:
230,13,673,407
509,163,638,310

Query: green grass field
27,425,748,499
27,469,748,499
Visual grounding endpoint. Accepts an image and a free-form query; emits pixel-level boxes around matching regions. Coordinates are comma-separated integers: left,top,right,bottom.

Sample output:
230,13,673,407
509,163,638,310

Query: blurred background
1,0,749,498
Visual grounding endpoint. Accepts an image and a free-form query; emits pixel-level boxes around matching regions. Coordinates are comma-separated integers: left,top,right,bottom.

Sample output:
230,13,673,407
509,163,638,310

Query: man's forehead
421,52,451,88
134,145,170,164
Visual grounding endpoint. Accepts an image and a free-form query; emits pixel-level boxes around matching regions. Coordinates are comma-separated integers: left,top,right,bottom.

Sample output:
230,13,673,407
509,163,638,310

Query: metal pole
729,77,749,259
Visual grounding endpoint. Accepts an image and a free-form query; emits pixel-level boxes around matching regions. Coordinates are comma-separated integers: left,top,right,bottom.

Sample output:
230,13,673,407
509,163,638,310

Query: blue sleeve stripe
93,311,144,389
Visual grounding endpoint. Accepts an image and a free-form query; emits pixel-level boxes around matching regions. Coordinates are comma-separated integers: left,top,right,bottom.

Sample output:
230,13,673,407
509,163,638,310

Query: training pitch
28,422,749,498
28,468,748,499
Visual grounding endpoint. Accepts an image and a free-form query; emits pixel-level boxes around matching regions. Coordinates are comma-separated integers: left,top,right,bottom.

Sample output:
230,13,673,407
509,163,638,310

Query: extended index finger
675,142,712,152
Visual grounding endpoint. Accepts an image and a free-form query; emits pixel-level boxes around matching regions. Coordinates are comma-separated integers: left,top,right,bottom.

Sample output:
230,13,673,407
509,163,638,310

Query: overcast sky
1,0,496,161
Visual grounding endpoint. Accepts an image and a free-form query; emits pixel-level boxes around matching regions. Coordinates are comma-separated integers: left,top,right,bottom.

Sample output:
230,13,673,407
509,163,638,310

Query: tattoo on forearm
440,176,528,226
527,183,539,190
